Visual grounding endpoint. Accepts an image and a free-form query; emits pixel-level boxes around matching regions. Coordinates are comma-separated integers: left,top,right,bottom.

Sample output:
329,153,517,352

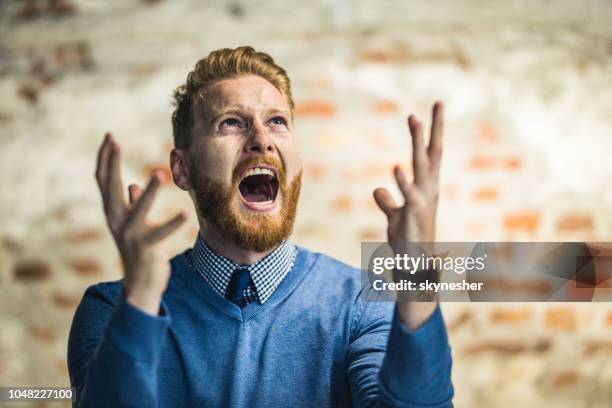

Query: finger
428,101,444,179
125,173,162,229
106,137,127,217
408,115,427,186
95,133,111,189
393,165,418,205
128,184,143,205
144,211,187,244
373,187,399,219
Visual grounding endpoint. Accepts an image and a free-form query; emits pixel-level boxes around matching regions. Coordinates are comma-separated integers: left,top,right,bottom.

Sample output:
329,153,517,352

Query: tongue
243,192,270,203
241,178,271,203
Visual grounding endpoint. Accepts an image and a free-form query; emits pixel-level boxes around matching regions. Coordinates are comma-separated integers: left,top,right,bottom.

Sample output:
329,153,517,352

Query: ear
170,148,192,191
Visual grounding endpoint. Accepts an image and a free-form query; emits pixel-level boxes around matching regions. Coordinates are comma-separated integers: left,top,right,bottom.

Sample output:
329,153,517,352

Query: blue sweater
68,246,453,407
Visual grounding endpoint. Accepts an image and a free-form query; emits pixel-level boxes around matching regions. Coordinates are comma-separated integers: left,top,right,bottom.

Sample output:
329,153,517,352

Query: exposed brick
533,339,552,353
50,291,81,309
464,340,528,355
17,83,39,104
545,307,578,331
551,370,580,387
490,307,533,323
302,77,333,90
448,310,472,331
294,100,336,118
583,340,612,355
13,260,51,281
358,228,381,241
16,3,41,20
143,164,172,184
303,163,328,180
441,184,457,200
473,187,499,201
329,194,353,212
67,258,102,276
48,0,77,17
469,155,521,171
64,228,102,243
54,358,69,376
29,325,56,343
556,214,594,232
372,100,399,114
505,156,522,171
357,47,410,64
503,211,540,233
2,237,23,253
477,122,498,142
468,155,496,170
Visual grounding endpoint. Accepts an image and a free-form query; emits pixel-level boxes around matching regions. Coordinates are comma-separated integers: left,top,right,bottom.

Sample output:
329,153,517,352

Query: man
68,46,453,407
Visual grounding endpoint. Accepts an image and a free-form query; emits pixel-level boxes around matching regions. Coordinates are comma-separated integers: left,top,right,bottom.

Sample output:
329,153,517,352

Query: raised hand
372,102,444,329
95,133,187,315
373,101,443,249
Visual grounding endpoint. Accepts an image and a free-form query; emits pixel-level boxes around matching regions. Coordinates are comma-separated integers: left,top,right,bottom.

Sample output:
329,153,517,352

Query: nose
244,120,275,154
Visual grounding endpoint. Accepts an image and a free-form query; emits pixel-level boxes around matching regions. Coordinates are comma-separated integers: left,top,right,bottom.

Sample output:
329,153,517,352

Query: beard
189,156,301,253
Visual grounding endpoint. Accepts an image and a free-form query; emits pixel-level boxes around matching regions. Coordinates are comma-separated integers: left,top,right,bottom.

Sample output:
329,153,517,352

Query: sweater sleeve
347,295,453,408
67,283,171,408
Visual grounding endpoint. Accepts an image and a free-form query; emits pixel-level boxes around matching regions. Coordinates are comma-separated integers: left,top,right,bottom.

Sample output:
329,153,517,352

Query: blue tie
226,267,251,308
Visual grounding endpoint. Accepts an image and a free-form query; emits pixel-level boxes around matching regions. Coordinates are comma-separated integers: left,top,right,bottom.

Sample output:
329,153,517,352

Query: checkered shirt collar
190,234,296,304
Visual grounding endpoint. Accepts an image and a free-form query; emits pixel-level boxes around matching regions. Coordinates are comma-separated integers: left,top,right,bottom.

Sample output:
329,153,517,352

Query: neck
198,222,277,265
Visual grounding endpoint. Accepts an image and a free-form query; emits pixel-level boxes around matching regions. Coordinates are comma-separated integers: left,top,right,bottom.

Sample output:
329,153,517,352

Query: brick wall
1,0,611,406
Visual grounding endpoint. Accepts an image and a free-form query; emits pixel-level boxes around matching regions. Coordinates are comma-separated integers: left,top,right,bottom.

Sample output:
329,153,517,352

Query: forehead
197,75,289,116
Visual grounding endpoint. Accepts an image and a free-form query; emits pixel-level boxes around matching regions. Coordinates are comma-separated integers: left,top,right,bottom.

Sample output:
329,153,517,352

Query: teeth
244,167,275,178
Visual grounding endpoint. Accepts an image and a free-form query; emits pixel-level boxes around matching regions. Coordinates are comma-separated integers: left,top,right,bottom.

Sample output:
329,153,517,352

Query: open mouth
238,166,279,209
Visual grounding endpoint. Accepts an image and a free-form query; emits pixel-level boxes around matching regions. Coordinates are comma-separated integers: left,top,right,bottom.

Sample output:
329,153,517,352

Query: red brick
17,3,41,19
67,258,102,276
357,48,410,64
64,227,102,243
29,325,56,343
302,77,333,90
329,194,353,212
468,155,521,171
477,122,498,142
143,164,172,184
503,211,540,233
17,83,39,104
490,307,533,323
606,311,612,327
551,370,580,387
371,100,399,114
468,155,496,170
48,0,77,17
583,340,612,355
13,260,51,281
545,307,578,331
54,358,69,376
473,187,499,201
359,228,382,241
505,156,522,171
303,163,328,180
557,214,594,232
51,291,81,309
294,100,336,118
464,341,528,355
447,310,471,332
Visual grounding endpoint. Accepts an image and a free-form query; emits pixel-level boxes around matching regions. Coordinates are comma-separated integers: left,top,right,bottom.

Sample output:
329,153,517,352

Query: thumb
373,187,398,220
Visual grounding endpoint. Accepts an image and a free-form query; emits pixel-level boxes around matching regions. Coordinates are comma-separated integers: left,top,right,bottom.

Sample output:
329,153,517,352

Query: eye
270,116,288,126
220,118,241,128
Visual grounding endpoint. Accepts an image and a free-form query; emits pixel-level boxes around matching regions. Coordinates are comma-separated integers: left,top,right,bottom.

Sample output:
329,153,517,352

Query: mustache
232,155,286,185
